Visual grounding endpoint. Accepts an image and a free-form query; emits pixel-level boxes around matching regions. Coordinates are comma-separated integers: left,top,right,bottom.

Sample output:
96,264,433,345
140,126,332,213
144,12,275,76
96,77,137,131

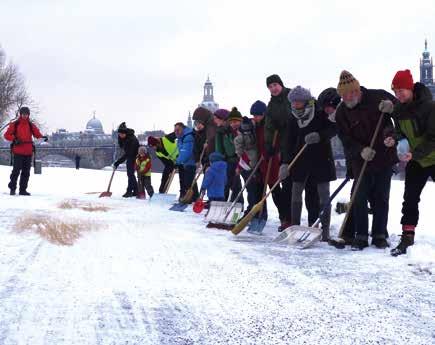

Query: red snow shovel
193,191,206,213
99,168,116,198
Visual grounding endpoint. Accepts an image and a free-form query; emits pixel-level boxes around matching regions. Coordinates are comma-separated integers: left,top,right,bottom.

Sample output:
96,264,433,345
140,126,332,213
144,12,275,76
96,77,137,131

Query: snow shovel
328,112,386,249
273,177,350,248
169,166,204,211
232,144,308,235
99,168,116,198
193,191,206,213
163,168,176,193
206,157,264,229
136,177,146,199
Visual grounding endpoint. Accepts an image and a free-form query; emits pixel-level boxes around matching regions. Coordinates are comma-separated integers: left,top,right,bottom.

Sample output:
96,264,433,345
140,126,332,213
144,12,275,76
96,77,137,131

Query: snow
0,165,434,345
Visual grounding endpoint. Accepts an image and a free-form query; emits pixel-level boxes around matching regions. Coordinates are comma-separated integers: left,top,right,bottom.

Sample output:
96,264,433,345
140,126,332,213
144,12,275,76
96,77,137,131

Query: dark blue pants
126,158,138,193
225,161,243,205
183,165,199,201
353,167,392,240
241,169,265,219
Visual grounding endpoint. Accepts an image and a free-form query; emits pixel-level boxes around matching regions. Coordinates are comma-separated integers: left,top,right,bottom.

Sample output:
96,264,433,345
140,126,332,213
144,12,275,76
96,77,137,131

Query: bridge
0,144,165,171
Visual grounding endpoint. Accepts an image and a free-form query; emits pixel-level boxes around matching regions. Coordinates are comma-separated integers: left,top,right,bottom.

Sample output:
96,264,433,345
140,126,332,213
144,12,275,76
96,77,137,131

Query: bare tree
0,45,38,128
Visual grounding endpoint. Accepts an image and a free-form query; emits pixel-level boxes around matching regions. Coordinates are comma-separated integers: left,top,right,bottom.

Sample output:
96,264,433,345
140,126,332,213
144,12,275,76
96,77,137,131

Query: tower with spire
187,111,193,128
198,76,219,113
420,39,435,98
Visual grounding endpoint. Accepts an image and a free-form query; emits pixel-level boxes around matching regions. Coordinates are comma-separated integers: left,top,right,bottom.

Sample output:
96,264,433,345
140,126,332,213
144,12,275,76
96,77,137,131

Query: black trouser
159,158,175,193
240,170,262,214
225,161,243,205
126,158,138,194
182,165,199,201
8,154,32,192
353,167,392,240
401,160,435,227
138,175,154,197
280,176,320,224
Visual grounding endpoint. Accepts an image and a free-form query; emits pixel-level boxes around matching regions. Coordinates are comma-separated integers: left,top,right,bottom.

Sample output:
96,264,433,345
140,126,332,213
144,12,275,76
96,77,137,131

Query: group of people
4,68,434,257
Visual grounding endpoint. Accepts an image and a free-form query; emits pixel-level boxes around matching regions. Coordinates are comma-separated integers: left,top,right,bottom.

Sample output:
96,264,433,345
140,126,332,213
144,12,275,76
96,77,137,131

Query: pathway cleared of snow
0,166,433,345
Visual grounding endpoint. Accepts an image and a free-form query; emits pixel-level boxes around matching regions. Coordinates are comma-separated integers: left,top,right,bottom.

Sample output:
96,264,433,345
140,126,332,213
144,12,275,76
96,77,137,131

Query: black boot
123,191,133,198
319,204,331,242
372,238,390,249
19,190,31,196
391,232,415,257
10,189,16,196
351,238,369,251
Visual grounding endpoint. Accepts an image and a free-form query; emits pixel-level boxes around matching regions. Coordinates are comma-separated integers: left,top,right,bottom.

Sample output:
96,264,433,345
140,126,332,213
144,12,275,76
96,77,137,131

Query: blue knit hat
250,100,267,116
288,86,312,103
213,108,230,120
209,151,225,163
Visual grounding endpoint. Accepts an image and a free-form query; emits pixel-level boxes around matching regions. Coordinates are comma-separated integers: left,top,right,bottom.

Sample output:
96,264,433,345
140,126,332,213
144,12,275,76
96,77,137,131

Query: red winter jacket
4,117,43,156
255,119,280,186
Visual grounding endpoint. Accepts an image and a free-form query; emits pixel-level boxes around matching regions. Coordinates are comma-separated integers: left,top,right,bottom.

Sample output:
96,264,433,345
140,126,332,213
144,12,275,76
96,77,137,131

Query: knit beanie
266,74,284,87
317,88,341,109
337,70,360,96
239,116,255,134
227,107,243,122
19,106,30,116
192,107,213,120
147,136,159,147
213,108,230,120
117,122,128,134
250,100,267,116
391,69,414,90
288,86,312,103
138,146,147,154
209,151,225,163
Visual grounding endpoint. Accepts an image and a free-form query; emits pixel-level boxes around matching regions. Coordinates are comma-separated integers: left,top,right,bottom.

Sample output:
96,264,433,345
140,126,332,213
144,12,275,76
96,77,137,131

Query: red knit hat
147,136,159,147
391,69,414,90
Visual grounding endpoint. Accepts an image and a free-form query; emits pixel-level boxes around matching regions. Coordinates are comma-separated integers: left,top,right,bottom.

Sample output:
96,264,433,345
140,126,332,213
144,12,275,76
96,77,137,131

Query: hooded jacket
176,126,196,167
117,128,139,163
200,153,227,199
4,117,43,156
392,82,435,168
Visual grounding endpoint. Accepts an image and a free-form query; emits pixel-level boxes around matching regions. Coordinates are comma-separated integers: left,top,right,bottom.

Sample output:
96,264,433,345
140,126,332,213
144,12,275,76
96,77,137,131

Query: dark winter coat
116,128,139,163
215,126,238,163
264,88,292,162
201,160,228,199
255,118,280,185
192,108,217,156
176,127,196,167
392,82,435,168
193,128,208,165
288,102,337,183
335,87,398,175
4,117,43,156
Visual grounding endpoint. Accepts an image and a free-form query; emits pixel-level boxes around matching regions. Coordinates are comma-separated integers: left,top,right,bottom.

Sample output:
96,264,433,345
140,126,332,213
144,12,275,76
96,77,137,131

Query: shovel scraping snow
99,168,116,198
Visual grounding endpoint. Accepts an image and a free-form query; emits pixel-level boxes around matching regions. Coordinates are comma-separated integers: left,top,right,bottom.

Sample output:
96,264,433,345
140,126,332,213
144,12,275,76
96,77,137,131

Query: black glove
13,139,21,145
42,136,48,142
345,165,354,179
113,160,121,168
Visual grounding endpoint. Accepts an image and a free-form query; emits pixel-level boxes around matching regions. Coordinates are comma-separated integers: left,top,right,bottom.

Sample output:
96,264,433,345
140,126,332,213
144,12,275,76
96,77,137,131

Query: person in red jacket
4,107,47,195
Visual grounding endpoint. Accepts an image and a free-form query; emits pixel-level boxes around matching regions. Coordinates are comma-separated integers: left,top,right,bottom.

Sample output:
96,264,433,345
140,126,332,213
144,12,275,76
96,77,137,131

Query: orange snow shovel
99,168,116,198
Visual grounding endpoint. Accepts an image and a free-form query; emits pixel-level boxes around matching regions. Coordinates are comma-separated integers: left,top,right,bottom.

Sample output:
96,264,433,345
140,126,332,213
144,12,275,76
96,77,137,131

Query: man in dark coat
264,74,320,231
75,155,81,170
4,106,47,195
113,122,139,197
382,69,435,256
287,86,337,241
335,71,397,250
192,107,217,165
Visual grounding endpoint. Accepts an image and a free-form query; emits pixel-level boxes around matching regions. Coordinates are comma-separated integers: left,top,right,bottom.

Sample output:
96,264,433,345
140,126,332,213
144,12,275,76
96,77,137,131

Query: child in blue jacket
200,152,227,202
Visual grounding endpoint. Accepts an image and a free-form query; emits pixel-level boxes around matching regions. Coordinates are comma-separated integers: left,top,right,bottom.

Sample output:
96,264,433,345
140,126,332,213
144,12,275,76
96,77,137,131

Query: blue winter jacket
200,160,227,199
176,127,196,167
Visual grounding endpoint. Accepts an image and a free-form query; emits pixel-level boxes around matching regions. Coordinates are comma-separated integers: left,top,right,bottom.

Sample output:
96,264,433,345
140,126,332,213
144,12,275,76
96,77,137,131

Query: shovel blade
149,193,177,204
285,225,322,249
205,201,243,225
169,202,189,212
247,218,267,235
99,191,112,198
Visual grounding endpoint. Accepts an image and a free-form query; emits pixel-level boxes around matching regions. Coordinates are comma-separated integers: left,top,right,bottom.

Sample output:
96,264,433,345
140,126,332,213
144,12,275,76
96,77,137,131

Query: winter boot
19,190,31,196
372,238,390,249
278,220,291,232
123,191,134,198
319,204,331,242
351,238,369,251
10,189,16,196
391,228,415,257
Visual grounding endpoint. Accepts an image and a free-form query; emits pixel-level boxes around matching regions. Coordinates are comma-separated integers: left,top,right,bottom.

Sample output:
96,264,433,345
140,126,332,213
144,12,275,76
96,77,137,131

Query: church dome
85,114,104,134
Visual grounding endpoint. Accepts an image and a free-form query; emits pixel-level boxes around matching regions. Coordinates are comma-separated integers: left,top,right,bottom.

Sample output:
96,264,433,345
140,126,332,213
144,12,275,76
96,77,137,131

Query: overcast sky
0,0,434,134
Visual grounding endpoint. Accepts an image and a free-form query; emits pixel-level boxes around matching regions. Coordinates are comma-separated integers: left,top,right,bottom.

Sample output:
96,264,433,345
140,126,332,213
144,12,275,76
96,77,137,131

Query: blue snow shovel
272,177,351,248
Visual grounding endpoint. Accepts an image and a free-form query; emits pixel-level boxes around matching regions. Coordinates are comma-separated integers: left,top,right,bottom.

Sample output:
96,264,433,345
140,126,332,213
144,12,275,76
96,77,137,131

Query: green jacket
392,82,435,168
265,88,291,162
215,125,238,163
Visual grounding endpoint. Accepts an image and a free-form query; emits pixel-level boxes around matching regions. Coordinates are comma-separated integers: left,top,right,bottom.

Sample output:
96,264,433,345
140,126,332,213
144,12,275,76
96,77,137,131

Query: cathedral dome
85,114,104,134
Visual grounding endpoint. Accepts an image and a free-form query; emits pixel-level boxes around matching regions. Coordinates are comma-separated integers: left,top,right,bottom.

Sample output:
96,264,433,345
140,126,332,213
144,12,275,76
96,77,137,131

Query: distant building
198,76,219,113
420,39,435,98
187,111,193,128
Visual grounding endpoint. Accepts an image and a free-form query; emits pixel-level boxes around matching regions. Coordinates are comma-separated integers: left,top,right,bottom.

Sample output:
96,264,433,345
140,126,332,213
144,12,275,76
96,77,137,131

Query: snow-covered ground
0,165,433,345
